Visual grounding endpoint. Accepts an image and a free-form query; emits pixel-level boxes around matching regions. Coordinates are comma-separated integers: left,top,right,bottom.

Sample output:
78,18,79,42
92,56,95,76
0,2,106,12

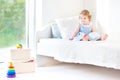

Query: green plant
0,0,25,48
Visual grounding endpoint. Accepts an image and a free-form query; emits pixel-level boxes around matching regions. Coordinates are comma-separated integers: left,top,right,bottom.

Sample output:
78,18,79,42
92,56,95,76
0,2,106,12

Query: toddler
69,10,108,41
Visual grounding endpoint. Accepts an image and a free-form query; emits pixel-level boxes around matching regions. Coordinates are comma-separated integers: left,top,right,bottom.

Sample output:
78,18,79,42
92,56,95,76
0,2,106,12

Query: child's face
80,14,90,25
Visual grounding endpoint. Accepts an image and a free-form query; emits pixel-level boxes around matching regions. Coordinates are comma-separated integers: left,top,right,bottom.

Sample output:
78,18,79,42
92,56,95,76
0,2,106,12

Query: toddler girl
69,10,108,41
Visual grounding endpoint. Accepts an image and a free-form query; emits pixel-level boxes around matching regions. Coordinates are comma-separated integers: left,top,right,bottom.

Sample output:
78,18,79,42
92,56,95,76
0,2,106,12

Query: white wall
35,0,42,31
96,0,120,41
42,0,83,26
96,0,109,35
83,0,96,24
36,0,97,28
109,0,120,41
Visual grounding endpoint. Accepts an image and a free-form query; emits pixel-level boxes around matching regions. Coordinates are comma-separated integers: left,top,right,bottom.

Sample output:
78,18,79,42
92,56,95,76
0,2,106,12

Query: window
0,0,26,48
0,0,35,61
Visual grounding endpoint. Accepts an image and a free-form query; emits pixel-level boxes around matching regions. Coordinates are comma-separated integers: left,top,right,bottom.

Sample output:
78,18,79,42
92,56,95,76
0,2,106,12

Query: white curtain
96,0,109,33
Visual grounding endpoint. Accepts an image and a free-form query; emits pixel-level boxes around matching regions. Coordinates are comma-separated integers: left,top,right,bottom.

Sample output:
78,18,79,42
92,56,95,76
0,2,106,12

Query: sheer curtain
96,0,109,33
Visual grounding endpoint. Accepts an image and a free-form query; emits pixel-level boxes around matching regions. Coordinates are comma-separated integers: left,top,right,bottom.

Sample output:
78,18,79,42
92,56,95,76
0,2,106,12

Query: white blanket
37,39,120,69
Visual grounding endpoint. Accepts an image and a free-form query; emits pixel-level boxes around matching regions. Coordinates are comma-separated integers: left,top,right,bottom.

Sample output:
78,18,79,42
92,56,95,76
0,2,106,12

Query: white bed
37,39,120,69
36,16,120,69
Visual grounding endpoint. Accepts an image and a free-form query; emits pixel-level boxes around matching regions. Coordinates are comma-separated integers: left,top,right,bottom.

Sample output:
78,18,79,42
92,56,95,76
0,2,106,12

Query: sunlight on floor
1,63,120,80
1,48,120,80
0,47,13,62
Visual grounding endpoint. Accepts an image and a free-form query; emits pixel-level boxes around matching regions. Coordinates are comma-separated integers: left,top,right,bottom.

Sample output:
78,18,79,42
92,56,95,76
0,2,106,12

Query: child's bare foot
82,35,88,41
101,34,108,41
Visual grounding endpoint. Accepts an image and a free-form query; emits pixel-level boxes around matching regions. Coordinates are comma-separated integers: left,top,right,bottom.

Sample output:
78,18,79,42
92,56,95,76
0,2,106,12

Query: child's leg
88,32,101,41
73,32,85,41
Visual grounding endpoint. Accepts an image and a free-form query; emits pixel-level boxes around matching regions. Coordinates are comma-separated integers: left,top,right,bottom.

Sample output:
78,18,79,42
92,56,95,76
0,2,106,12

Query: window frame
26,0,36,57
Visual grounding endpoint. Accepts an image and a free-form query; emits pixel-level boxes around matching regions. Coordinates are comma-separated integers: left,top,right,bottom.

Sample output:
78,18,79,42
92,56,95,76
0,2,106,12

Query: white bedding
37,39,120,69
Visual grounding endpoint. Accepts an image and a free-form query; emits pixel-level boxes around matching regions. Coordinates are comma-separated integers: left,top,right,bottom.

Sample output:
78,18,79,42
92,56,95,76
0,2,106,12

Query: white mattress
37,39,120,69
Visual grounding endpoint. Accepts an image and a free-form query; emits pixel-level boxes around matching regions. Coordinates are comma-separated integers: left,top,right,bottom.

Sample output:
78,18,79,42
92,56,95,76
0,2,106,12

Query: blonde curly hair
79,10,92,21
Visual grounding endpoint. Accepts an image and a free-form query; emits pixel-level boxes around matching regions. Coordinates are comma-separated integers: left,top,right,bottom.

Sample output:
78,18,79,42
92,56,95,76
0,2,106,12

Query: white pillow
56,16,79,39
